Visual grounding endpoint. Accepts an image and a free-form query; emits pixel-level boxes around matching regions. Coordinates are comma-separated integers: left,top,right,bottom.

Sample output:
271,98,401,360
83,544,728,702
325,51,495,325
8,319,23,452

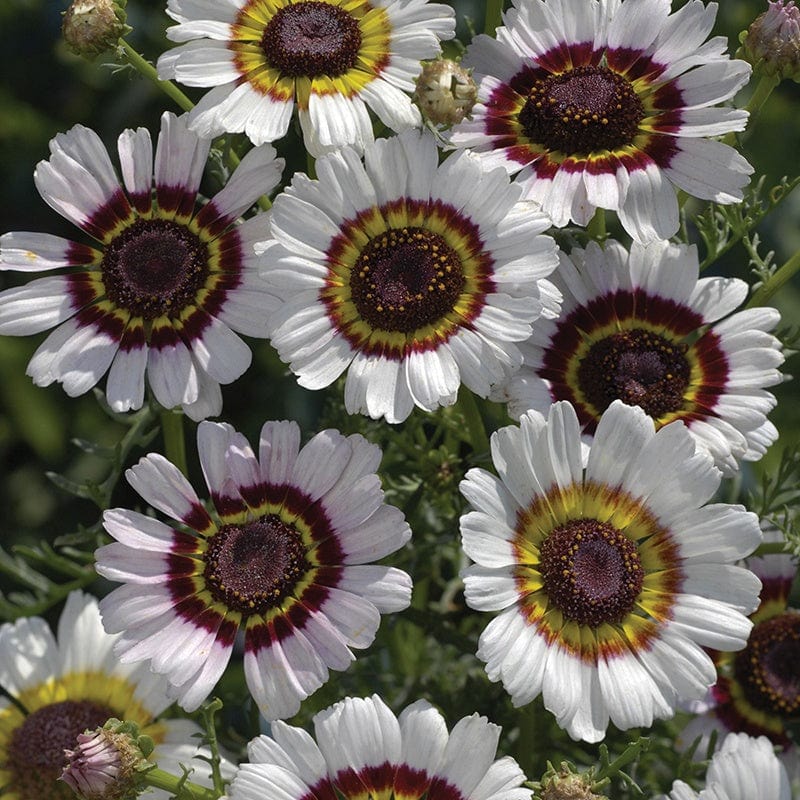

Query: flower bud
740,0,800,81
413,59,478,127
60,719,153,800
540,763,607,800
62,0,129,59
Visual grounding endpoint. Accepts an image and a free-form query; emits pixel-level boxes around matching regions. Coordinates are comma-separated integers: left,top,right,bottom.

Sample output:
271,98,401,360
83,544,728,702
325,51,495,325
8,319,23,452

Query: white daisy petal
0,276,81,334
0,231,98,272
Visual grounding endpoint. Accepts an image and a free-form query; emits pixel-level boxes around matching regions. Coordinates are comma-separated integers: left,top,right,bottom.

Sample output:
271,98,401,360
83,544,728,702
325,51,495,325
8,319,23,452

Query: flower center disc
734,612,800,716
578,328,690,419
8,699,114,800
349,226,465,333
102,218,209,320
539,518,644,627
204,516,310,615
518,65,645,155
261,1,362,78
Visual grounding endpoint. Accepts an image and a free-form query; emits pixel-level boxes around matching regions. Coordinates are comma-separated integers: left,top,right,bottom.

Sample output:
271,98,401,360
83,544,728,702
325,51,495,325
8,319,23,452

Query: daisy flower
0,112,283,421
0,590,229,800
495,239,783,475
449,0,754,242
157,0,456,156
680,529,799,752
260,128,561,424
96,419,413,720
229,694,530,800
460,399,762,743
659,732,791,800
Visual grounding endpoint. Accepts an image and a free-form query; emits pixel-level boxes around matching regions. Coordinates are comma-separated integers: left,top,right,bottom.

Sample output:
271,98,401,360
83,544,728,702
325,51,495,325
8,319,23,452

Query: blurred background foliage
0,0,799,790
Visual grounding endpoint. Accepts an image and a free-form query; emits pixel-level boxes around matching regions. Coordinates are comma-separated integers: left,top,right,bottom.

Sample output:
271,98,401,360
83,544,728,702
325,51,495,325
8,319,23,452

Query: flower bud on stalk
413,59,478,126
62,0,130,58
539,763,608,800
60,719,154,800
740,0,800,81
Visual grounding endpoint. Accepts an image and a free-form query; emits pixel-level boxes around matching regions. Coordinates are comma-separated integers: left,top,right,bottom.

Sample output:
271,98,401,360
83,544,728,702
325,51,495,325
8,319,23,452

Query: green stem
484,0,505,33
593,737,650,784
511,704,549,778
144,767,218,800
99,403,158,507
119,39,194,112
457,389,490,459
723,73,780,146
198,700,226,796
160,408,189,477
747,247,800,307
306,150,317,179
586,208,606,241
753,540,793,557
744,73,781,130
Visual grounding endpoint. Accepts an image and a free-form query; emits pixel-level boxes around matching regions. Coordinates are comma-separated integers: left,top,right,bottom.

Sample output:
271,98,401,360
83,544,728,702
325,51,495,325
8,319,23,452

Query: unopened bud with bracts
539,762,608,800
740,0,800,81
413,59,478,127
60,719,154,800
62,0,129,59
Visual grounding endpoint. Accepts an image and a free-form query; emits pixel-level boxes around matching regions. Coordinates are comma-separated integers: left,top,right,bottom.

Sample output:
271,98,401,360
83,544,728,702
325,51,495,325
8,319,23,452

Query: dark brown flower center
261,1,362,78
734,612,800,716
578,328,690,419
539,518,644,627
518,65,645,155
102,218,209,320
349,227,465,333
204,516,310,615
7,699,114,800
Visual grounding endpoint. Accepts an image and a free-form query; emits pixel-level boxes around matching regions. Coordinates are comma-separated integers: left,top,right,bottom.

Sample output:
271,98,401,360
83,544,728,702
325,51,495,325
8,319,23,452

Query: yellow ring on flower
513,480,682,662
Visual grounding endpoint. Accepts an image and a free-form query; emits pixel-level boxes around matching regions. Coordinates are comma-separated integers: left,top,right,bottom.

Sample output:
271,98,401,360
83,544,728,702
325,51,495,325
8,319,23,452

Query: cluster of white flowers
0,1,797,799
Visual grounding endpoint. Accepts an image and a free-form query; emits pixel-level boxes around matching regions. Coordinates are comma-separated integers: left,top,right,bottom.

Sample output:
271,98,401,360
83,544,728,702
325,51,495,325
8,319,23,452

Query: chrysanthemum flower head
229,694,530,800
0,112,283,420
659,732,792,800
495,239,783,475
157,0,456,156
450,0,754,243
460,399,762,742
260,128,561,424
680,528,799,752
96,419,413,720
0,590,226,800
